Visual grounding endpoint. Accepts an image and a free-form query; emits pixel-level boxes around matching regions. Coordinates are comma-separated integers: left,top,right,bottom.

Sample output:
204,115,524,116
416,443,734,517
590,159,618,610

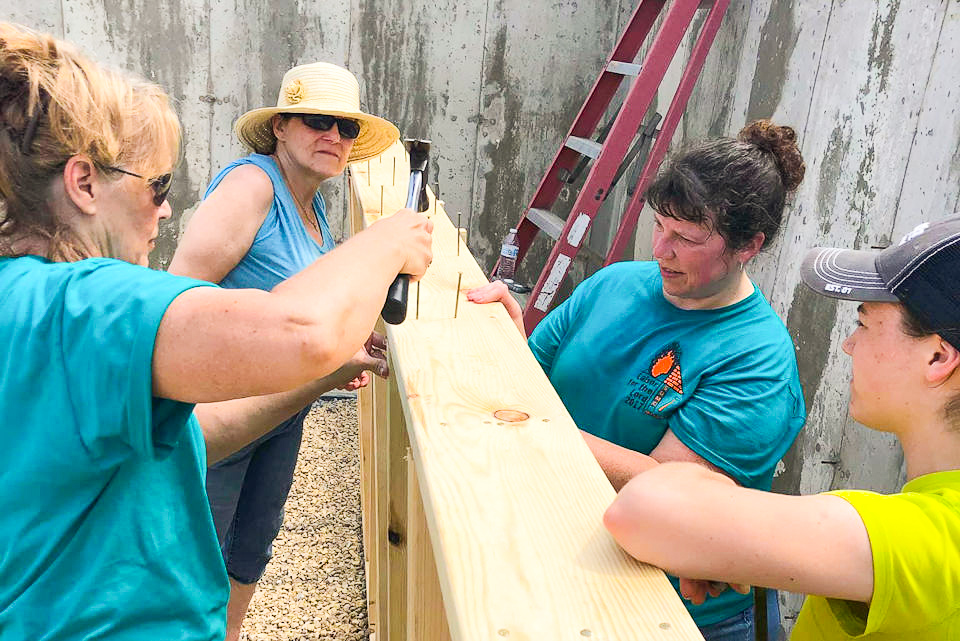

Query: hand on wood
335,332,389,390
678,577,750,606
466,280,524,334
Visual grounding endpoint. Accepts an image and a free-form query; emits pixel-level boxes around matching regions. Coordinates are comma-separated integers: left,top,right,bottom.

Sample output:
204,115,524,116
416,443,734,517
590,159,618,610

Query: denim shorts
205,404,311,584
699,589,783,641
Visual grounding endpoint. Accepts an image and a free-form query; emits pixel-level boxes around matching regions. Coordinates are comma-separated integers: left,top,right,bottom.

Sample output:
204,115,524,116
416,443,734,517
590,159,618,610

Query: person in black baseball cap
801,216,960,350
603,216,960,640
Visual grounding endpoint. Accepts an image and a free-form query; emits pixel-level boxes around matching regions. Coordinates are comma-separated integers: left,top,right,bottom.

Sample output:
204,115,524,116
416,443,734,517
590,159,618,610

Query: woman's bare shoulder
214,162,274,197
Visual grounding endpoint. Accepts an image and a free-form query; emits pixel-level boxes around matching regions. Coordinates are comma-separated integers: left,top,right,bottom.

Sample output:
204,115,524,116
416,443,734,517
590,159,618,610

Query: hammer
381,138,431,325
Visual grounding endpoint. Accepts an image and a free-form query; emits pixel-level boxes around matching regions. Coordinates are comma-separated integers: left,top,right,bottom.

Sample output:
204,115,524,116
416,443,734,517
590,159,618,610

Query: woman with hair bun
0,22,431,640
468,120,808,640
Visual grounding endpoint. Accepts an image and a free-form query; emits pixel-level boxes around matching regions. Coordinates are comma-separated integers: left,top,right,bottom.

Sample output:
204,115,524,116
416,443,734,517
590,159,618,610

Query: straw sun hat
235,62,399,163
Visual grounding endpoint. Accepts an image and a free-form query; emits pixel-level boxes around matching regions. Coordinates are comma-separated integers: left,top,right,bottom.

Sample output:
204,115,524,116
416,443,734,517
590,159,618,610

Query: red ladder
494,0,732,334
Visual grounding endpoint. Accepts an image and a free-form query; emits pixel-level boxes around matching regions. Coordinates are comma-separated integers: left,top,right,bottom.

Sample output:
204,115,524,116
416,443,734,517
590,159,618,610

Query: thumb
359,351,389,378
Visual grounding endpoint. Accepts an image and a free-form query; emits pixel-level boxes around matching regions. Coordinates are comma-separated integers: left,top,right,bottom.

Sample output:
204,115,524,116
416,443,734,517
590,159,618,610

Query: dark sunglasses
108,167,173,206
294,114,361,140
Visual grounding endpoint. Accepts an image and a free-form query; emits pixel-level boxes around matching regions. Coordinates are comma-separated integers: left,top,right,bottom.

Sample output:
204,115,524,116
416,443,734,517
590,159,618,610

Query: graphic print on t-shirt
624,343,684,417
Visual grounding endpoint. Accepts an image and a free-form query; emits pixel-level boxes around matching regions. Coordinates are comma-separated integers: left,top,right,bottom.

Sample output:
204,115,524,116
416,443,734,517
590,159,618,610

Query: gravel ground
240,398,369,641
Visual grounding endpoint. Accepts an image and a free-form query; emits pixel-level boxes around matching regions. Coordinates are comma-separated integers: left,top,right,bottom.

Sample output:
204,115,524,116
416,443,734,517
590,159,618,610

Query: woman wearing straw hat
169,62,400,639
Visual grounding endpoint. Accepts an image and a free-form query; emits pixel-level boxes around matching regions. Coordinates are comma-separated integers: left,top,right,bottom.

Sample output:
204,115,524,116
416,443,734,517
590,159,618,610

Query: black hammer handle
380,171,426,325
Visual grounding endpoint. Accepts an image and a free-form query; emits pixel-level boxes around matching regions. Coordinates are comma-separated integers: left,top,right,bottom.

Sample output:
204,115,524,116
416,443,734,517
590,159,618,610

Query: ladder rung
565,136,603,159
606,61,642,76
526,208,565,240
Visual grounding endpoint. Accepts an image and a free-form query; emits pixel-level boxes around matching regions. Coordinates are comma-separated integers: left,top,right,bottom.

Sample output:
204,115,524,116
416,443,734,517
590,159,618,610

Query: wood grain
406,450,452,641
386,370,409,640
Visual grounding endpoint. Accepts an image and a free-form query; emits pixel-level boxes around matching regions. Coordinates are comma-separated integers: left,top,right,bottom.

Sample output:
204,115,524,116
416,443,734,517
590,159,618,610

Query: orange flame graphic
650,351,675,378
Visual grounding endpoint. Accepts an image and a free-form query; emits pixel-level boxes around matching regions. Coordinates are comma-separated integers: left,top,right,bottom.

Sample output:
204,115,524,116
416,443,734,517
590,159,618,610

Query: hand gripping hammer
381,138,431,325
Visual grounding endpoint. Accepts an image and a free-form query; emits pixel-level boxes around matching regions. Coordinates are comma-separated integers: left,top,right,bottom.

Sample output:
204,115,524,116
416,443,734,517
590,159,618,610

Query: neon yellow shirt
791,470,960,640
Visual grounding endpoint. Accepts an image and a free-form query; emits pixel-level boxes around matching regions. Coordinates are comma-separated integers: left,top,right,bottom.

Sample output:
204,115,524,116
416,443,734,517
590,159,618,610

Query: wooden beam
349,186,379,633
406,448,451,641
357,384,374,591
371,352,389,637
386,371,409,640
350,141,702,640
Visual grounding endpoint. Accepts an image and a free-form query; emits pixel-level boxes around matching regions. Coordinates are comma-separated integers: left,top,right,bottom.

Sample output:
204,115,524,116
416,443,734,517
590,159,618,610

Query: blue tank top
211,154,336,291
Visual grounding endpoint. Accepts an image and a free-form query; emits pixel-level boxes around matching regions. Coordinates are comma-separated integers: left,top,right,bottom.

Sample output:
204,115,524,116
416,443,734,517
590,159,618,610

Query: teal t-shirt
529,261,806,626
0,256,228,640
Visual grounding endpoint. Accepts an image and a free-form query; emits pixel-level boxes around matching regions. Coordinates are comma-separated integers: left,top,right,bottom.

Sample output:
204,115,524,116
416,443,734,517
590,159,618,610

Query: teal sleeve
527,278,592,373
60,260,215,466
668,372,804,489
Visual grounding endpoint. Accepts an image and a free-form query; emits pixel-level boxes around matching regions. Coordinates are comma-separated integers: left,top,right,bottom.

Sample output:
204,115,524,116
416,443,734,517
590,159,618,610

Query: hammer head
404,138,431,212
404,138,431,172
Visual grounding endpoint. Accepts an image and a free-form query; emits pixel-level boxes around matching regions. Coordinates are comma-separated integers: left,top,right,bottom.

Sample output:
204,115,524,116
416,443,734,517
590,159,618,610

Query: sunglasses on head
108,166,173,206
294,113,361,140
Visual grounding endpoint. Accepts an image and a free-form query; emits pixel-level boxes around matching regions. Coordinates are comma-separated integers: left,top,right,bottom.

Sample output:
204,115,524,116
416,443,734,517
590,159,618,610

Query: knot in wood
493,409,530,422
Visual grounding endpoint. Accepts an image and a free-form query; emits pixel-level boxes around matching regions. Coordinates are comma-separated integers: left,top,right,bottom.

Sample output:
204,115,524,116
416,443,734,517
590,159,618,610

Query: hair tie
20,88,49,155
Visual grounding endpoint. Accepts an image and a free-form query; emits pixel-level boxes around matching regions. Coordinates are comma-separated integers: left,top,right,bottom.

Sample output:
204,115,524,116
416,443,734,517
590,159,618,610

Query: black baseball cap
800,215,960,349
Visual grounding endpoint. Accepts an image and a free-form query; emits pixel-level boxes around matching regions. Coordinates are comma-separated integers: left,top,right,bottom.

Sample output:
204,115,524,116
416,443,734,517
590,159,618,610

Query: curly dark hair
644,120,805,251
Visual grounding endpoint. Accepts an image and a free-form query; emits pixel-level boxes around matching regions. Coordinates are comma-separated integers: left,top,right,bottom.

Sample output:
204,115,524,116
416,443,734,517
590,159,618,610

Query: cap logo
824,283,853,294
898,222,929,246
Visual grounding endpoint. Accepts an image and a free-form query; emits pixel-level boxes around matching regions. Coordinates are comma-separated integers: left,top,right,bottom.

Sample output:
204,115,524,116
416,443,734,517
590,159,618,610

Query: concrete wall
3,0,635,276
6,0,960,631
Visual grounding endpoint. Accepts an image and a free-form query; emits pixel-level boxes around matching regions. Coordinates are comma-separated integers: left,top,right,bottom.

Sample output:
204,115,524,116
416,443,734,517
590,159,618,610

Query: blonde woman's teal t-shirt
0,256,227,640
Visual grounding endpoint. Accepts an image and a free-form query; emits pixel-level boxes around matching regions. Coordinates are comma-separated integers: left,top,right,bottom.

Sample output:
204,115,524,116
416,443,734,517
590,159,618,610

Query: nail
416,280,420,320
454,272,462,318
380,185,384,215
457,212,462,256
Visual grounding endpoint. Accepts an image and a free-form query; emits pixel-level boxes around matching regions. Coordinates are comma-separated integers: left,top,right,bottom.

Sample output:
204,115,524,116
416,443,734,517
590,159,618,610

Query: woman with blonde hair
169,61,401,639
0,23,431,640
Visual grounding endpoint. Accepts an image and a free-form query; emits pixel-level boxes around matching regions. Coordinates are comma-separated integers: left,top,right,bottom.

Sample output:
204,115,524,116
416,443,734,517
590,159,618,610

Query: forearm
604,464,738,577
604,463,875,602
154,211,429,404
270,226,406,368
502,292,524,334
581,430,659,491
195,372,346,464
